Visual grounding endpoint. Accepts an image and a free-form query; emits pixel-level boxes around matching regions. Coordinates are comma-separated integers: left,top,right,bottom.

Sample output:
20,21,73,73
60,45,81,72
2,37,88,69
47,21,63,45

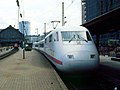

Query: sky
0,0,82,35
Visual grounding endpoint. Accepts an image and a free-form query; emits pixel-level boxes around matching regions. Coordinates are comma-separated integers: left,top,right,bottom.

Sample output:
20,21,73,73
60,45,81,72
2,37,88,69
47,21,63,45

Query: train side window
56,32,59,41
35,45,38,47
40,43,44,47
86,31,92,41
42,44,44,47
49,34,52,42
45,39,47,43
45,38,48,43
54,32,59,41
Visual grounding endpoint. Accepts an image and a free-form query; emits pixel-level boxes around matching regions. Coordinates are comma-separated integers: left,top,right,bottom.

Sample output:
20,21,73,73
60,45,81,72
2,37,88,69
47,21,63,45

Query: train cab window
61,31,92,43
49,34,52,42
54,32,59,41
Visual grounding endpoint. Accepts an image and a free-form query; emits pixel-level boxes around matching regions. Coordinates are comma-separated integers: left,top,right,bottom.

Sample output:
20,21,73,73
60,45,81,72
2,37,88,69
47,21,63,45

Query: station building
82,0,120,56
0,25,23,47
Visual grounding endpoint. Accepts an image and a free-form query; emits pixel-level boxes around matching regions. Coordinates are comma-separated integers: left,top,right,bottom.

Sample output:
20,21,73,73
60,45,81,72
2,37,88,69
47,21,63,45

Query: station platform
100,55,120,87
100,55,120,70
0,49,68,90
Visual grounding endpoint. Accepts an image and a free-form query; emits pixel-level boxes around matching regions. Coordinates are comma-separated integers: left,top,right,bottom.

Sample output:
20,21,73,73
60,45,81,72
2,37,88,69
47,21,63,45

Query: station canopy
82,7,120,35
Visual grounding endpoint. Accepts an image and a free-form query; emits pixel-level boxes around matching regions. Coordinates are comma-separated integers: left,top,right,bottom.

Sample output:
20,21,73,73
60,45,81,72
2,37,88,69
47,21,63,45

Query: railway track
61,75,100,90
0,48,19,60
36,49,120,90
57,68,120,90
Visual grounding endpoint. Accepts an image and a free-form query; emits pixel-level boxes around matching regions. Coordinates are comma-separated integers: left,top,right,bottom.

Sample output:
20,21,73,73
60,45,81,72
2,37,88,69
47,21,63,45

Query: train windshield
61,31,92,42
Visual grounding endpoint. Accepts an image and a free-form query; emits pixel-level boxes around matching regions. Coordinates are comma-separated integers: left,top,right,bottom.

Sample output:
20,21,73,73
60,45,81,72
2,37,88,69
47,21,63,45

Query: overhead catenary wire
37,0,75,24
66,0,75,10
52,0,76,24
17,0,77,35
37,0,76,34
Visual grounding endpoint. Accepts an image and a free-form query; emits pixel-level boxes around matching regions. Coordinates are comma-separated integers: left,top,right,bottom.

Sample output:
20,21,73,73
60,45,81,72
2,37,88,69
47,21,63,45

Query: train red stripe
45,53,62,65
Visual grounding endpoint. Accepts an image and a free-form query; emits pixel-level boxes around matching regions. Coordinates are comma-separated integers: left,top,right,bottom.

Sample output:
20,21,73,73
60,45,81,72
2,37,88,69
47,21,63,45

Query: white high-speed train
33,26,99,73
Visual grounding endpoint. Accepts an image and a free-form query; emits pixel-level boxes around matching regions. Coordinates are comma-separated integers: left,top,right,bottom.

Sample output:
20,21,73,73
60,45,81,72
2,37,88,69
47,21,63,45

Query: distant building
81,0,86,24
0,25,23,47
26,31,51,43
19,21,31,36
26,35,38,43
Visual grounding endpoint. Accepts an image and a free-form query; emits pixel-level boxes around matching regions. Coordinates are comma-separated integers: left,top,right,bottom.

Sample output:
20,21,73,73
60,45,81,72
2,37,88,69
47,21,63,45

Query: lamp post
16,0,25,59
62,2,67,26
16,0,20,29
62,2,64,26
35,28,38,42
44,23,46,38
22,21,25,59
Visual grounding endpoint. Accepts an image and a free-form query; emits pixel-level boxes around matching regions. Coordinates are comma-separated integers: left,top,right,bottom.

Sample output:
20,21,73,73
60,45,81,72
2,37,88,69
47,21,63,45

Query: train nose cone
61,51,99,72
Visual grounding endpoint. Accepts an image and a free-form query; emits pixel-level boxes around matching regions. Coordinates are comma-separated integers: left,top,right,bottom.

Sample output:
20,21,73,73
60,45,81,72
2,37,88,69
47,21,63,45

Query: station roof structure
82,7,120,35
0,25,23,43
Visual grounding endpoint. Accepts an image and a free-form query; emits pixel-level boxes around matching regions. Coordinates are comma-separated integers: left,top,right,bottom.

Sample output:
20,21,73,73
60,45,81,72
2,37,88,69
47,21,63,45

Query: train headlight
25,44,28,47
67,55,74,59
90,54,95,59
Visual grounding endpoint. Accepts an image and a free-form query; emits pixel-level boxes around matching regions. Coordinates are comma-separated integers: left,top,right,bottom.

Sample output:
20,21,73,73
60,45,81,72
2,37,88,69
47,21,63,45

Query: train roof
37,39,45,44
45,26,89,38
56,26,88,31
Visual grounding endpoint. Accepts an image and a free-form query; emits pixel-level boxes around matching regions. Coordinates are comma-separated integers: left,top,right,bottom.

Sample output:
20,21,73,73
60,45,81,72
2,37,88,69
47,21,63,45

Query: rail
0,48,19,60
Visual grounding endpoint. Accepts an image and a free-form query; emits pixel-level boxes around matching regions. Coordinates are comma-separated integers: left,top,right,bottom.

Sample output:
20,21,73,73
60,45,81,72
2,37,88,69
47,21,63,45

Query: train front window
61,31,91,42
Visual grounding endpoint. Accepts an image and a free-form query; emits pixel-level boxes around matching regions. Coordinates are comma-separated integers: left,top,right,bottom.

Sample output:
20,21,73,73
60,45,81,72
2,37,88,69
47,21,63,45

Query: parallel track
0,48,19,60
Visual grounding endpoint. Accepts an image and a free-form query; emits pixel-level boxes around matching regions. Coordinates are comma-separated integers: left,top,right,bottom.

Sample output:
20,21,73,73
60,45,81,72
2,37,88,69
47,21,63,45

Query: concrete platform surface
100,55,120,70
0,49,68,90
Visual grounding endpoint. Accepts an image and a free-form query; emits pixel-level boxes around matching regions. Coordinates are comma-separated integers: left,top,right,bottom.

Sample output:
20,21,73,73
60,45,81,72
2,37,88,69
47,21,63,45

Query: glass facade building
82,0,120,56
19,21,31,36
82,0,120,23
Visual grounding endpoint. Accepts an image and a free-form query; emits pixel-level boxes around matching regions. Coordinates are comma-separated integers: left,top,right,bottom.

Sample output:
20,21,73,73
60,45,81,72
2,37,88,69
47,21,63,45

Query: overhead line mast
62,2,65,26
16,0,20,29
16,0,25,59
